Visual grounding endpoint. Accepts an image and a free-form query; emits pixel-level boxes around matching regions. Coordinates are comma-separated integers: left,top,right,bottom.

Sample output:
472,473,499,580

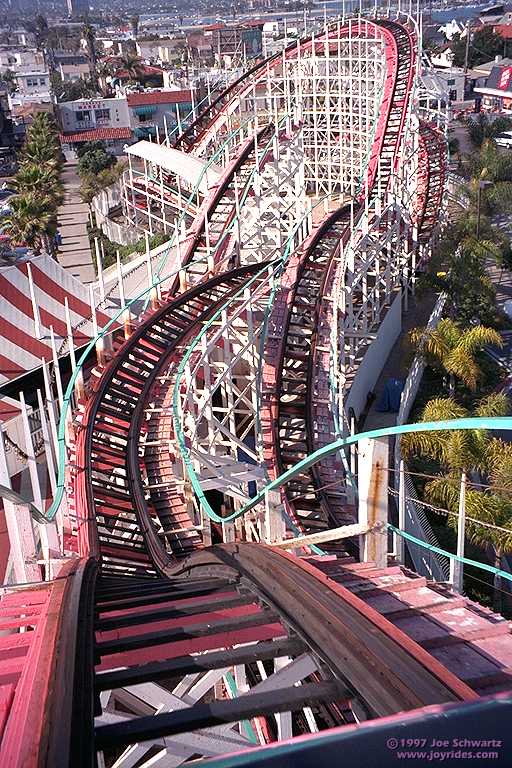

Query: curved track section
262,206,354,534
416,120,447,248
261,18,416,537
74,264,267,573
174,18,415,192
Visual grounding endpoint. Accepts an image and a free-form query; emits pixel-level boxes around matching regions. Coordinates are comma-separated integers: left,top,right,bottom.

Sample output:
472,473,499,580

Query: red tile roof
116,64,163,79
59,127,132,143
494,24,512,39
127,90,192,106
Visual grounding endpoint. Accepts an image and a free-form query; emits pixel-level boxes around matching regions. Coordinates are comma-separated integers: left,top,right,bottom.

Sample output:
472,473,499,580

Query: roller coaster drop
1,15,511,768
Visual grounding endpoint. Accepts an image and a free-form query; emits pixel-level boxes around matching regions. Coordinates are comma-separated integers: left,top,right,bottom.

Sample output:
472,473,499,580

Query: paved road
56,163,95,284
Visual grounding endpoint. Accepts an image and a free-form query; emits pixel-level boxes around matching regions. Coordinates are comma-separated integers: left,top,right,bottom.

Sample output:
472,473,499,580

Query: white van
495,131,512,148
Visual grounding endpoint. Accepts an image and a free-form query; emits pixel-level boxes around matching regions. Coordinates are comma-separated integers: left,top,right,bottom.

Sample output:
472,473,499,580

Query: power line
389,487,512,536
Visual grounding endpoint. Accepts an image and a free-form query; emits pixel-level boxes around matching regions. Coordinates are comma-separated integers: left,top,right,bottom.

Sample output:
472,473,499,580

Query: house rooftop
126,89,192,106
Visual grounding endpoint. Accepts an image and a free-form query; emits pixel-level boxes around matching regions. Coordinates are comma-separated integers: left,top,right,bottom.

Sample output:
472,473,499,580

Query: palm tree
83,23,98,88
20,113,62,168
129,15,140,38
410,318,503,394
21,143,60,167
3,193,56,253
118,54,144,85
401,393,512,612
12,164,63,205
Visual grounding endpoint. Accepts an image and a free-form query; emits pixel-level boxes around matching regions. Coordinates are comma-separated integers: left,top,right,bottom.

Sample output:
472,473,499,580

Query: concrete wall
345,291,402,420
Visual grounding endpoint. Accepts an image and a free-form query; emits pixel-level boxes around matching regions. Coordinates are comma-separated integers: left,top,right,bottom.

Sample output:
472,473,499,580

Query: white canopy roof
126,141,222,194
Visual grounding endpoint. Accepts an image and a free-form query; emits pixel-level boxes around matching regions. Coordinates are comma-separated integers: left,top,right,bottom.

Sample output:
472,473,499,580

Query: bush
88,225,169,270
76,140,108,159
77,147,116,177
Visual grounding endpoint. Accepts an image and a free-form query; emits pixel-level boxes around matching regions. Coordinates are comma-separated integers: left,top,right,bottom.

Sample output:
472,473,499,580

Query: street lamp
476,178,492,239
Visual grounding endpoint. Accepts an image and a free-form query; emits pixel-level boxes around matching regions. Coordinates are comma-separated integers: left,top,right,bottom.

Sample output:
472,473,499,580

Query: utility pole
464,21,471,73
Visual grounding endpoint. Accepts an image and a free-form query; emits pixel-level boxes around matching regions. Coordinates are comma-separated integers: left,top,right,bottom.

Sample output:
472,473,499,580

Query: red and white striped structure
0,254,113,389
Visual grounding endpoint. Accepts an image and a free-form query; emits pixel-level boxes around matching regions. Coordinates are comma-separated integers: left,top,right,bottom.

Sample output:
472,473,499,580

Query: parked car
495,131,512,148
0,187,14,201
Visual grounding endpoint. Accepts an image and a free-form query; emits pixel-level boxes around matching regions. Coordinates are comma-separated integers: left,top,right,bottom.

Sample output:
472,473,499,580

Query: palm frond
444,346,481,391
475,393,510,418
459,325,503,353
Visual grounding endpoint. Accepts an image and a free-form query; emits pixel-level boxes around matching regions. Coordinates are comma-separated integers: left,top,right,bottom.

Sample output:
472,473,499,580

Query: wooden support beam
273,522,372,550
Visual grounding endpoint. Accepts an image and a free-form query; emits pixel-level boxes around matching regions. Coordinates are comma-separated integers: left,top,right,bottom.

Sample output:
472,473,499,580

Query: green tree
51,73,97,102
419,140,512,322
3,193,56,253
467,139,512,216
129,15,140,37
77,146,115,177
401,394,512,612
410,318,503,394
118,53,144,84
12,164,62,205
34,14,49,50
79,162,125,204
76,140,107,159
2,69,17,95
466,114,512,149
451,28,505,69
82,22,98,87
20,113,62,168
420,236,501,327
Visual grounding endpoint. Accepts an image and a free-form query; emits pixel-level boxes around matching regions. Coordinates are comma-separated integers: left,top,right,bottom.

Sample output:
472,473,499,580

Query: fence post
450,471,466,593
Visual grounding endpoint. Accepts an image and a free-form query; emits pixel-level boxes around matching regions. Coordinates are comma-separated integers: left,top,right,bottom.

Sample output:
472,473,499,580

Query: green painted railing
388,525,512,584
172,414,512,524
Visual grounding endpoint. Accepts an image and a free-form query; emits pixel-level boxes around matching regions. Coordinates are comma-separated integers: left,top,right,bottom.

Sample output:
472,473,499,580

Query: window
95,108,110,122
76,110,91,122
447,78,455,86
40,78,46,85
